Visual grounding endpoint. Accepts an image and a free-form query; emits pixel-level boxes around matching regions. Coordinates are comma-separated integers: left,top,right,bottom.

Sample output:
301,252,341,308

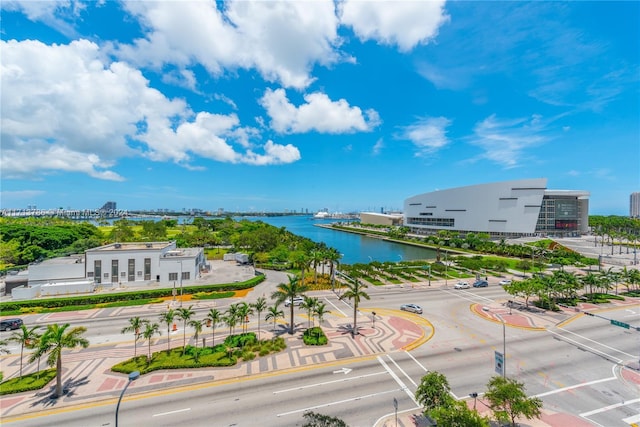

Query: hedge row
0,274,265,312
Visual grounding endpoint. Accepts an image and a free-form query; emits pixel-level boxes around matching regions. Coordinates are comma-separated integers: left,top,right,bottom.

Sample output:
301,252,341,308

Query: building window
128,259,135,282
169,272,178,281
94,260,102,284
87,272,94,278
144,258,151,280
182,272,190,281
111,259,119,283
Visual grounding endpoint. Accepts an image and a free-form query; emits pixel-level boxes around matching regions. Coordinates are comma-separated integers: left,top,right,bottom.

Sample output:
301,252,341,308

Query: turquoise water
237,215,437,265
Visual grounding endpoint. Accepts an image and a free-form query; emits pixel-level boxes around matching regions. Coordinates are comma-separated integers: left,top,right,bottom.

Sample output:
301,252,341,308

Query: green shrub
224,332,256,348
0,369,57,395
303,327,328,346
242,351,256,361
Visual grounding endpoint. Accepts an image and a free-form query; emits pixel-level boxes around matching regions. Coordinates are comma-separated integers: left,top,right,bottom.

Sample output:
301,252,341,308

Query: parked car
284,296,305,307
454,281,470,289
400,304,423,314
499,279,512,286
472,280,489,288
0,318,23,331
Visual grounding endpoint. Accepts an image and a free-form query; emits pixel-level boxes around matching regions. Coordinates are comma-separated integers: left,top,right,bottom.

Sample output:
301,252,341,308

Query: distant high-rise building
99,201,116,211
631,192,640,218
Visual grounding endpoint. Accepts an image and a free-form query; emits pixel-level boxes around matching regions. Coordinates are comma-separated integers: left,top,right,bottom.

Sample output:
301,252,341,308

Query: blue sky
1,1,638,215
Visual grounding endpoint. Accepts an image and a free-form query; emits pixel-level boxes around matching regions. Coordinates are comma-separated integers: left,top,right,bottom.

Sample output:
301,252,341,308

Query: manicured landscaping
0,369,56,395
303,327,328,346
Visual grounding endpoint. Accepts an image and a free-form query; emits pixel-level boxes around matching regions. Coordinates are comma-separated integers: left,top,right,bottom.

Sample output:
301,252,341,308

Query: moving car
0,318,23,331
499,279,512,286
472,280,489,288
454,281,470,289
284,296,305,307
400,304,423,314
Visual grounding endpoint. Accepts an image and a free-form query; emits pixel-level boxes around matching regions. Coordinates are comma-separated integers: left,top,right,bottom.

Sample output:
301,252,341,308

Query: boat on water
313,210,330,219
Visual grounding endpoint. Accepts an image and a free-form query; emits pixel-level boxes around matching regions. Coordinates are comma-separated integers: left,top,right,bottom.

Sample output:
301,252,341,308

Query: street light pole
115,370,140,427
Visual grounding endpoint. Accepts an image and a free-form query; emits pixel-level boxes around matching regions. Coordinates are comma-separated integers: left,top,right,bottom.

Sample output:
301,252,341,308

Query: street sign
495,351,504,376
610,319,630,329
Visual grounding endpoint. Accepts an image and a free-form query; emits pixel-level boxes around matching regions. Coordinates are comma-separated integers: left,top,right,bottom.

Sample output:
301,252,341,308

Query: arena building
403,178,589,237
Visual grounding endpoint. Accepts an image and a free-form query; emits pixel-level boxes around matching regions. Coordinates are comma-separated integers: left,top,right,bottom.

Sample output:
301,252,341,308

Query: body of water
237,215,437,265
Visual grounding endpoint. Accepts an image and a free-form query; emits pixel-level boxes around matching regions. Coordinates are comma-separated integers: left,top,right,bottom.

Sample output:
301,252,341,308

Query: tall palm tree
206,308,222,346
10,325,40,377
340,277,370,337
265,305,284,333
271,275,309,334
314,302,330,326
142,321,160,361
38,323,89,398
188,319,204,355
302,296,318,328
226,303,240,335
251,297,268,341
121,316,145,358
176,305,195,354
158,309,175,353
236,302,254,335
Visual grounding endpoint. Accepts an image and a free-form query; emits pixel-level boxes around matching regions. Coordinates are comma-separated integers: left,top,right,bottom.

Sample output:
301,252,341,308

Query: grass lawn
0,369,56,395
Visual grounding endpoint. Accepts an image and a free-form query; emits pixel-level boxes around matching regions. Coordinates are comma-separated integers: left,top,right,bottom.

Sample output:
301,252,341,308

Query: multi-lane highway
3,281,639,427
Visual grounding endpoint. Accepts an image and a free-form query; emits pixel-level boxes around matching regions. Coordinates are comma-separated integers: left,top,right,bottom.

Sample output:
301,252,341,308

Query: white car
284,296,305,307
499,279,512,286
454,282,470,289
400,304,423,314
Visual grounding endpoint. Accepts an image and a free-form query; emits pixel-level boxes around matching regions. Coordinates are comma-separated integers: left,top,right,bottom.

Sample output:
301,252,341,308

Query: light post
115,370,140,427
470,392,478,410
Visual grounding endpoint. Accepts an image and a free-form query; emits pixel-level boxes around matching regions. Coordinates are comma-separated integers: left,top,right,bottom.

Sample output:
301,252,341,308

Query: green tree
236,302,254,335
206,308,222,346
429,400,489,427
188,319,204,358
415,371,455,412
266,305,284,332
176,305,195,354
37,323,89,398
339,277,370,337
301,410,348,427
302,296,319,328
9,325,40,377
121,316,145,358
314,302,330,326
484,375,543,427
141,321,161,361
271,275,309,334
251,297,268,341
158,309,175,353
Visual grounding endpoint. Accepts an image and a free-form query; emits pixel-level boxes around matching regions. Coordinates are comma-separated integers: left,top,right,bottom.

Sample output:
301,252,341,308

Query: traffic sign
494,351,504,376
610,319,630,329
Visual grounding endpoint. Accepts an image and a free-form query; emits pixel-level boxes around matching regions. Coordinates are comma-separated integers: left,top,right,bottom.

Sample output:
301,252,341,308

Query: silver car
400,304,423,314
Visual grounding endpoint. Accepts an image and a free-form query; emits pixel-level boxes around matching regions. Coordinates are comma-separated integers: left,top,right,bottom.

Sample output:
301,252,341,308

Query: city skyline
1,1,638,215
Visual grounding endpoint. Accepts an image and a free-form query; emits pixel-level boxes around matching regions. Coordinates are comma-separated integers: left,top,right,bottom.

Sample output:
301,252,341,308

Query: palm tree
226,303,240,335
158,309,175,353
38,323,89,398
340,277,370,337
302,296,318,328
176,305,195,354
121,316,145,358
265,305,284,333
141,321,161,361
236,302,254,335
251,297,268,341
206,308,222,346
314,302,330,326
10,325,40,377
188,319,204,357
271,275,309,334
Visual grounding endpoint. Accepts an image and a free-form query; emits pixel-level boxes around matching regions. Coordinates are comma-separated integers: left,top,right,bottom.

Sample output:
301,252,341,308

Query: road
3,279,640,427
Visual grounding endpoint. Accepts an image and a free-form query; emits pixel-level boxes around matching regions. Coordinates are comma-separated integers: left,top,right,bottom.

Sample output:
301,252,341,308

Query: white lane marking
623,413,640,423
277,388,400,416
555,327,635,358
377,355,419,406
579,397,640,417
441,288,493,304
324,297,347,317
273,371,387,394
404,350,428,372
546,329,623,363
153,408,191,417
534,376,617,397
386,354,417,387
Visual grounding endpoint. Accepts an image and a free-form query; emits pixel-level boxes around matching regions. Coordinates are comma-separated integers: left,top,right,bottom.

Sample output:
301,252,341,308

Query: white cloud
372,138,384,155
469,114,546,168
339,0,449,52
242,140,301,165
115,0,342,89
260,88,380,134
398,116,452,155
0,39,302,181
